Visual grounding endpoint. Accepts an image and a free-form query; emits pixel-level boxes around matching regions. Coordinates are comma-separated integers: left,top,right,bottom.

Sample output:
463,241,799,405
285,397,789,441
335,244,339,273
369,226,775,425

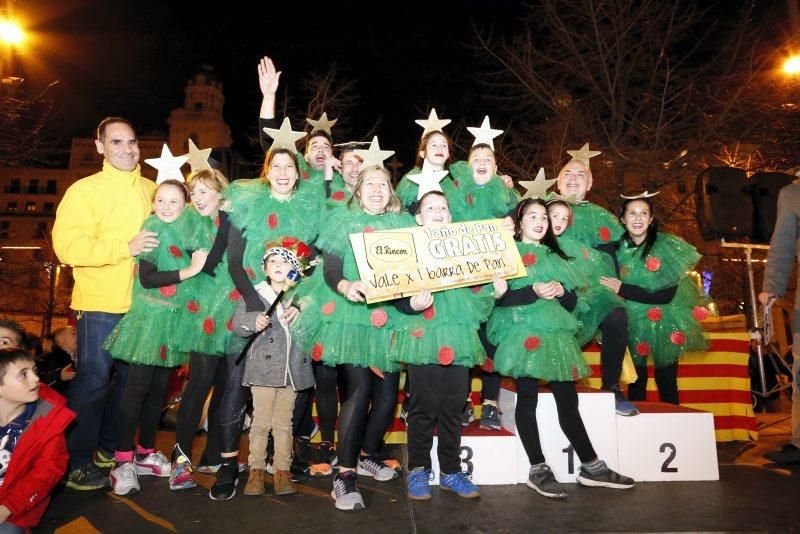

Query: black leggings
598,308,628,389
175,352,226,464
628,363,679,405
477,323,501,402
515,378,597,465
116,364,172,453
314,363,340,443
337,365,399,469
293,388,314,437
219,351,250,453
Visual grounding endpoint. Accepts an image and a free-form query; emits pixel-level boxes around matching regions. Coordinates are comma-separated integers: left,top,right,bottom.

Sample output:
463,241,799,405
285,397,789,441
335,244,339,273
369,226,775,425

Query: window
26,202,36,212
6,179,20,194
0,221,9,239
28,179,39,194
43,202,54,213
6,202,17,212
193,102,203,112
33,221,48,239
46,180,57,194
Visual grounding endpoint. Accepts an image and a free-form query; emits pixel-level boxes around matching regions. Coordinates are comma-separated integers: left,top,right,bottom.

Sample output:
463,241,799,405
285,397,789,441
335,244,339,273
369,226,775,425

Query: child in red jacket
0,348,74,533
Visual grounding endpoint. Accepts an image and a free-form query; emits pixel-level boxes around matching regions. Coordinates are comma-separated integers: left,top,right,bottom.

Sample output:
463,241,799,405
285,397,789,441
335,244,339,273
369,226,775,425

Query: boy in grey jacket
233,243,314,496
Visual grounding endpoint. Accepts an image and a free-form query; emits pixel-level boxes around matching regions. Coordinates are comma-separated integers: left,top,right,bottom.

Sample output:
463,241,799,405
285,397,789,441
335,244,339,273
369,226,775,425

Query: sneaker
209,461,240,501
110,462,140,496
374,442,401,471
357,455,399,482
400,396,410,425
66,463,111,491
764,444,800,465
294,436,312,467
462,401,476,426
93,450,115,469
289,459,309,483
310,441,338,477
135,451,171,477
243,468,266,496
169,450,197,491
576,461,635,489
479,404,502,430
527,464,567,499
611,388,639,417
439,471,480,498
406,467,432,500
331,471,365,511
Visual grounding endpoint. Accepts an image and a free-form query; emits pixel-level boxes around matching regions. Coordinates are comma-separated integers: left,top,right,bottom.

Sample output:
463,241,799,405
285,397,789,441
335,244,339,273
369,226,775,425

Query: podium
427,384,719,484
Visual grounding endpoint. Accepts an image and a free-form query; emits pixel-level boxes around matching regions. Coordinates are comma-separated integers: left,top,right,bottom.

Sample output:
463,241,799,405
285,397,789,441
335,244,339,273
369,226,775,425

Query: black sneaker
764,444,800,465
526,464,568,499
479,404,502,430
209,461,240,501
462,401,476,426
294,435,312,466
576,461,635,489
65,463,111,491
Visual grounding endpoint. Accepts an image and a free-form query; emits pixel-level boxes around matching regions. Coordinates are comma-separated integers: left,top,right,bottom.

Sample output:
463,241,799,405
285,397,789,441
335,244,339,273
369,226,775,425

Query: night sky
9,0,787,173
13,0,528,171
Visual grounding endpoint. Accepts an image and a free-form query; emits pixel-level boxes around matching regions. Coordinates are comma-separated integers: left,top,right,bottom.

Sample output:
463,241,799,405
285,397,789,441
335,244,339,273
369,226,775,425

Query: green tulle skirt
390,286,492,367
105,296,188,368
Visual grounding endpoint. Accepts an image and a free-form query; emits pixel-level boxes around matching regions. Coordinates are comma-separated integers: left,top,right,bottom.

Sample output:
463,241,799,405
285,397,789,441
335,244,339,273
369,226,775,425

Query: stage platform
39,411,796,533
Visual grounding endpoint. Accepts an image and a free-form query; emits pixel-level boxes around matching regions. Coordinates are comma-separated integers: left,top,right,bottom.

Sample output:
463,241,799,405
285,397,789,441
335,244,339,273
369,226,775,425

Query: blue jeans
66,311,128,469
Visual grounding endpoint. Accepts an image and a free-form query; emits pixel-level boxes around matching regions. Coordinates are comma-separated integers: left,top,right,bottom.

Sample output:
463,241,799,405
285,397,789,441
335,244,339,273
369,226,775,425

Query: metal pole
745,247,769,397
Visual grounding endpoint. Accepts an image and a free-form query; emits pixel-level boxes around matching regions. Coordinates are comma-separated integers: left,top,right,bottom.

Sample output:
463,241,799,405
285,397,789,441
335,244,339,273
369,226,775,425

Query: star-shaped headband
354,136,395,169
306,112,338,136
620,190,660,200
519,168,557,200
566,143,601,168
407,160,448,200
263,118,308,155
183,139,213,174
145,144,188,184
415,108,451,137
467,115,504,150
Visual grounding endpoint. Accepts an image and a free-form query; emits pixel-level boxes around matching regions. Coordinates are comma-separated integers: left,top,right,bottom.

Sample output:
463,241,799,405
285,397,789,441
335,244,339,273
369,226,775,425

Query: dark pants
116,364,172,452
176,352,226,465
477,324,500,402
219,351,250,453
629,363,679,405
293,388,315,437
314,362,340,443
408,364,469,474
515,379,597,465
598,308,628,390
67,311,129,469
336,365,399,469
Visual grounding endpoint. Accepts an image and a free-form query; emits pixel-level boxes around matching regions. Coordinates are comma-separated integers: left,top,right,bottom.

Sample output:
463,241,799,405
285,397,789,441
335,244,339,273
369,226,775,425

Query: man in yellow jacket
52,117,158,490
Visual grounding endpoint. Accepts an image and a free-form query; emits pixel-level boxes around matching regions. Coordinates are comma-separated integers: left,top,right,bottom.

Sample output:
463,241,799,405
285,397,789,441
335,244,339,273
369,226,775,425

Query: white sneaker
110,462,140,496
357,456,398,482
135,451,171,477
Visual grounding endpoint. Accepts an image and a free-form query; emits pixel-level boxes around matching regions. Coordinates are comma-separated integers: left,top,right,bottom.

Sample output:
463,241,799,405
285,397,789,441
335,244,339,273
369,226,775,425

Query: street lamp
0,19,24,45
784,55,800,75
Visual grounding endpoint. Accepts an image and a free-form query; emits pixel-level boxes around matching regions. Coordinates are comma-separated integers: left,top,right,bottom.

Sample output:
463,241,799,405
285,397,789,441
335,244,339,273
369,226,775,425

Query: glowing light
784,55,800,75
0,20,24,45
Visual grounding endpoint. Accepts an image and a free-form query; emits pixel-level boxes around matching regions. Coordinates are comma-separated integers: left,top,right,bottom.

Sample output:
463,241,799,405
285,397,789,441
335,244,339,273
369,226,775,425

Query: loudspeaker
750,172,795,242
695,167,752,240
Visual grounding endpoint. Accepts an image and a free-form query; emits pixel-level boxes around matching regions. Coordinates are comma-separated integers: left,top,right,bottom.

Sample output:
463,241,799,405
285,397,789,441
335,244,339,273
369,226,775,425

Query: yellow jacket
52,162,157,313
